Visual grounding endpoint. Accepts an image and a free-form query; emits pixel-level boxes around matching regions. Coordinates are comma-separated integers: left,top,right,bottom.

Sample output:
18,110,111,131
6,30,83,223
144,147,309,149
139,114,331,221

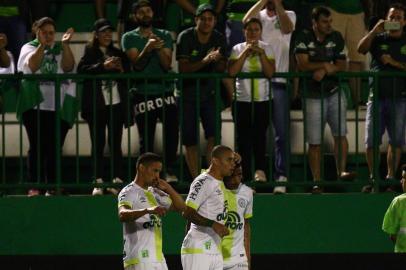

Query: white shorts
181,253,223,270
223,261,249,270
125,262,168,270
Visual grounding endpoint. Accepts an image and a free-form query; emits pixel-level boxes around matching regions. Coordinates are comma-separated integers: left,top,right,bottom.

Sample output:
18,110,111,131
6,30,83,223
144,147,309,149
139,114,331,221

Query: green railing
0,71,404,194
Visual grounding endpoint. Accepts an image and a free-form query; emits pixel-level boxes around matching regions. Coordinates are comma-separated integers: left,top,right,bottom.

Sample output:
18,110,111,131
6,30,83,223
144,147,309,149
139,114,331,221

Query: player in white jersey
181,145,236,270
118,152,186,270
222,163,253,270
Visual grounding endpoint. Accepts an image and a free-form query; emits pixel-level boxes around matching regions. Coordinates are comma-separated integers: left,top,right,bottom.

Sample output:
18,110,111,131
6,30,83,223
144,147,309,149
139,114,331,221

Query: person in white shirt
228,17,275,185
17,17,75,196
222,162,254,270
243,0,295,192
181,145,236,270
118,152,186,270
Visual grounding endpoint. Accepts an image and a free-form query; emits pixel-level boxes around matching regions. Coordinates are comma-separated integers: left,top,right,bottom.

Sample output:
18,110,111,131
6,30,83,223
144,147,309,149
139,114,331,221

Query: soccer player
222,162,254,270
382,164,406,253
118,152,186,270
181,145,236,270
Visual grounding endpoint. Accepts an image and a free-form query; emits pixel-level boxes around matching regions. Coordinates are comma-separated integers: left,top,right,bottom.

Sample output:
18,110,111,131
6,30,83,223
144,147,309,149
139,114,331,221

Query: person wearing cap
122,0,180,182
176,3,227,179
78,18,133,196
17,17,75,196
382,164,406,253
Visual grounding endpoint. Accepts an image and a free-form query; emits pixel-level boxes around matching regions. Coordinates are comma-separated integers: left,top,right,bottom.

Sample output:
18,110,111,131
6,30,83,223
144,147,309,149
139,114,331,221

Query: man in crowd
294,6,355,193
358,3,406,192
122,0,179,182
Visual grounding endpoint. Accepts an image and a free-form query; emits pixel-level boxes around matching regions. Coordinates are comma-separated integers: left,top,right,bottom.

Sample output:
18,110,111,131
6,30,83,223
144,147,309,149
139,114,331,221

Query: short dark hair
243,17,262,30
33,17,56,30
211,145,233,159
132,0,152,13
388,3,406,17
136,152,162,169
311,6,331,22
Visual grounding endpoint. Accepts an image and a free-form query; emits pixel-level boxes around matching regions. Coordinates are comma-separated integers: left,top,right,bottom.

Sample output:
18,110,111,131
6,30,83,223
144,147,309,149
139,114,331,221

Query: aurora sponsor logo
225,211,243,230
216,200,229,222
143,214,162,229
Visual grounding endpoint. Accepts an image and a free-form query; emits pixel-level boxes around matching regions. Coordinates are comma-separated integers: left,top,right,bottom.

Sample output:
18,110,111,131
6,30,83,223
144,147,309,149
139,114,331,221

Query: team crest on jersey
238,198,246,208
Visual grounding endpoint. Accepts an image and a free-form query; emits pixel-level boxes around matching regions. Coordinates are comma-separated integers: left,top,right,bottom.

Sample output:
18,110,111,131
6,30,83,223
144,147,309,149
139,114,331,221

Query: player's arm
155,179,186,212
182,206,229,237
118,205,166,222
244,219,251,269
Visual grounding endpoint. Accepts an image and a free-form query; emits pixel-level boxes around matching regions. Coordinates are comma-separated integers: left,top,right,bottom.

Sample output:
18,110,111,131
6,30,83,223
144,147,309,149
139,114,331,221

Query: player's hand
313,68,326,82
155,178,173,193
0,33,8,49
62,28,74,44
212,222,229,237
147,206,167,217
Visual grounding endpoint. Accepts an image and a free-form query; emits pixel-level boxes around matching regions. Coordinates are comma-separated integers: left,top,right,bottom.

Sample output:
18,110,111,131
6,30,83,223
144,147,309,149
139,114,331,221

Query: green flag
16,79,44,120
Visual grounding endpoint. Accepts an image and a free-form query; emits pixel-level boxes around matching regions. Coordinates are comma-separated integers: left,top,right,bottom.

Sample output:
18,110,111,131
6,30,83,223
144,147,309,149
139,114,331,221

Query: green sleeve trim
186,201,198,210
181,248,204,254
118,201,132,209
123,257,140,268
244,213,253,219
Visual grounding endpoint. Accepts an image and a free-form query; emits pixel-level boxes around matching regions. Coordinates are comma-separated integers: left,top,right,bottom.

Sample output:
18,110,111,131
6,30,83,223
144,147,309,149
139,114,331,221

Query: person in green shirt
382,164,406,253
122,0,180,182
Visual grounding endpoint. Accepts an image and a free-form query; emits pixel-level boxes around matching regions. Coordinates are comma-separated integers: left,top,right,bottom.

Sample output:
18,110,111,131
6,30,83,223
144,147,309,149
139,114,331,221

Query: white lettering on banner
134,95,176,115
147,100,155,111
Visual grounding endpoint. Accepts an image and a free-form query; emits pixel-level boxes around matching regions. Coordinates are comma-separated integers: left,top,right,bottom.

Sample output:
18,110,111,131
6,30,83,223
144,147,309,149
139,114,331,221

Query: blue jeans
272,83,289,178
365,98,406,147
304,91,348,145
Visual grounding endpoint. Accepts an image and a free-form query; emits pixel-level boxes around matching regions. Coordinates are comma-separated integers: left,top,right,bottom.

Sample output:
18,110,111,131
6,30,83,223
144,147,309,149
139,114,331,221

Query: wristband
206,219,215,227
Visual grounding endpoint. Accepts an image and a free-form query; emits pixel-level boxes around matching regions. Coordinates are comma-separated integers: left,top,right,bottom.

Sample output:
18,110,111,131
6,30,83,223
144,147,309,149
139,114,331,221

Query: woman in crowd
228,17,275,182
17,17,75,196
78,18,132,196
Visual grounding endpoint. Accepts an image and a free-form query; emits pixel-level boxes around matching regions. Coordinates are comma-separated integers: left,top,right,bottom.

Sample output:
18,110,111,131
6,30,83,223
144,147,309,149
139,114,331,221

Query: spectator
228,18,275,183
118,152,186,269
243,0,295,193
382,164,406,253
326,0,370,107
0,33,10,68
0,33,13,113
294,6,355,193
181,145,234,270
357,3,406,192
117,0,166,45
176,3,227,178
78,18,133,196
0,0,29,63
222,161,254,270
122,0,179,182
168,0,227,37
226,0,257,54
17,17,75,196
